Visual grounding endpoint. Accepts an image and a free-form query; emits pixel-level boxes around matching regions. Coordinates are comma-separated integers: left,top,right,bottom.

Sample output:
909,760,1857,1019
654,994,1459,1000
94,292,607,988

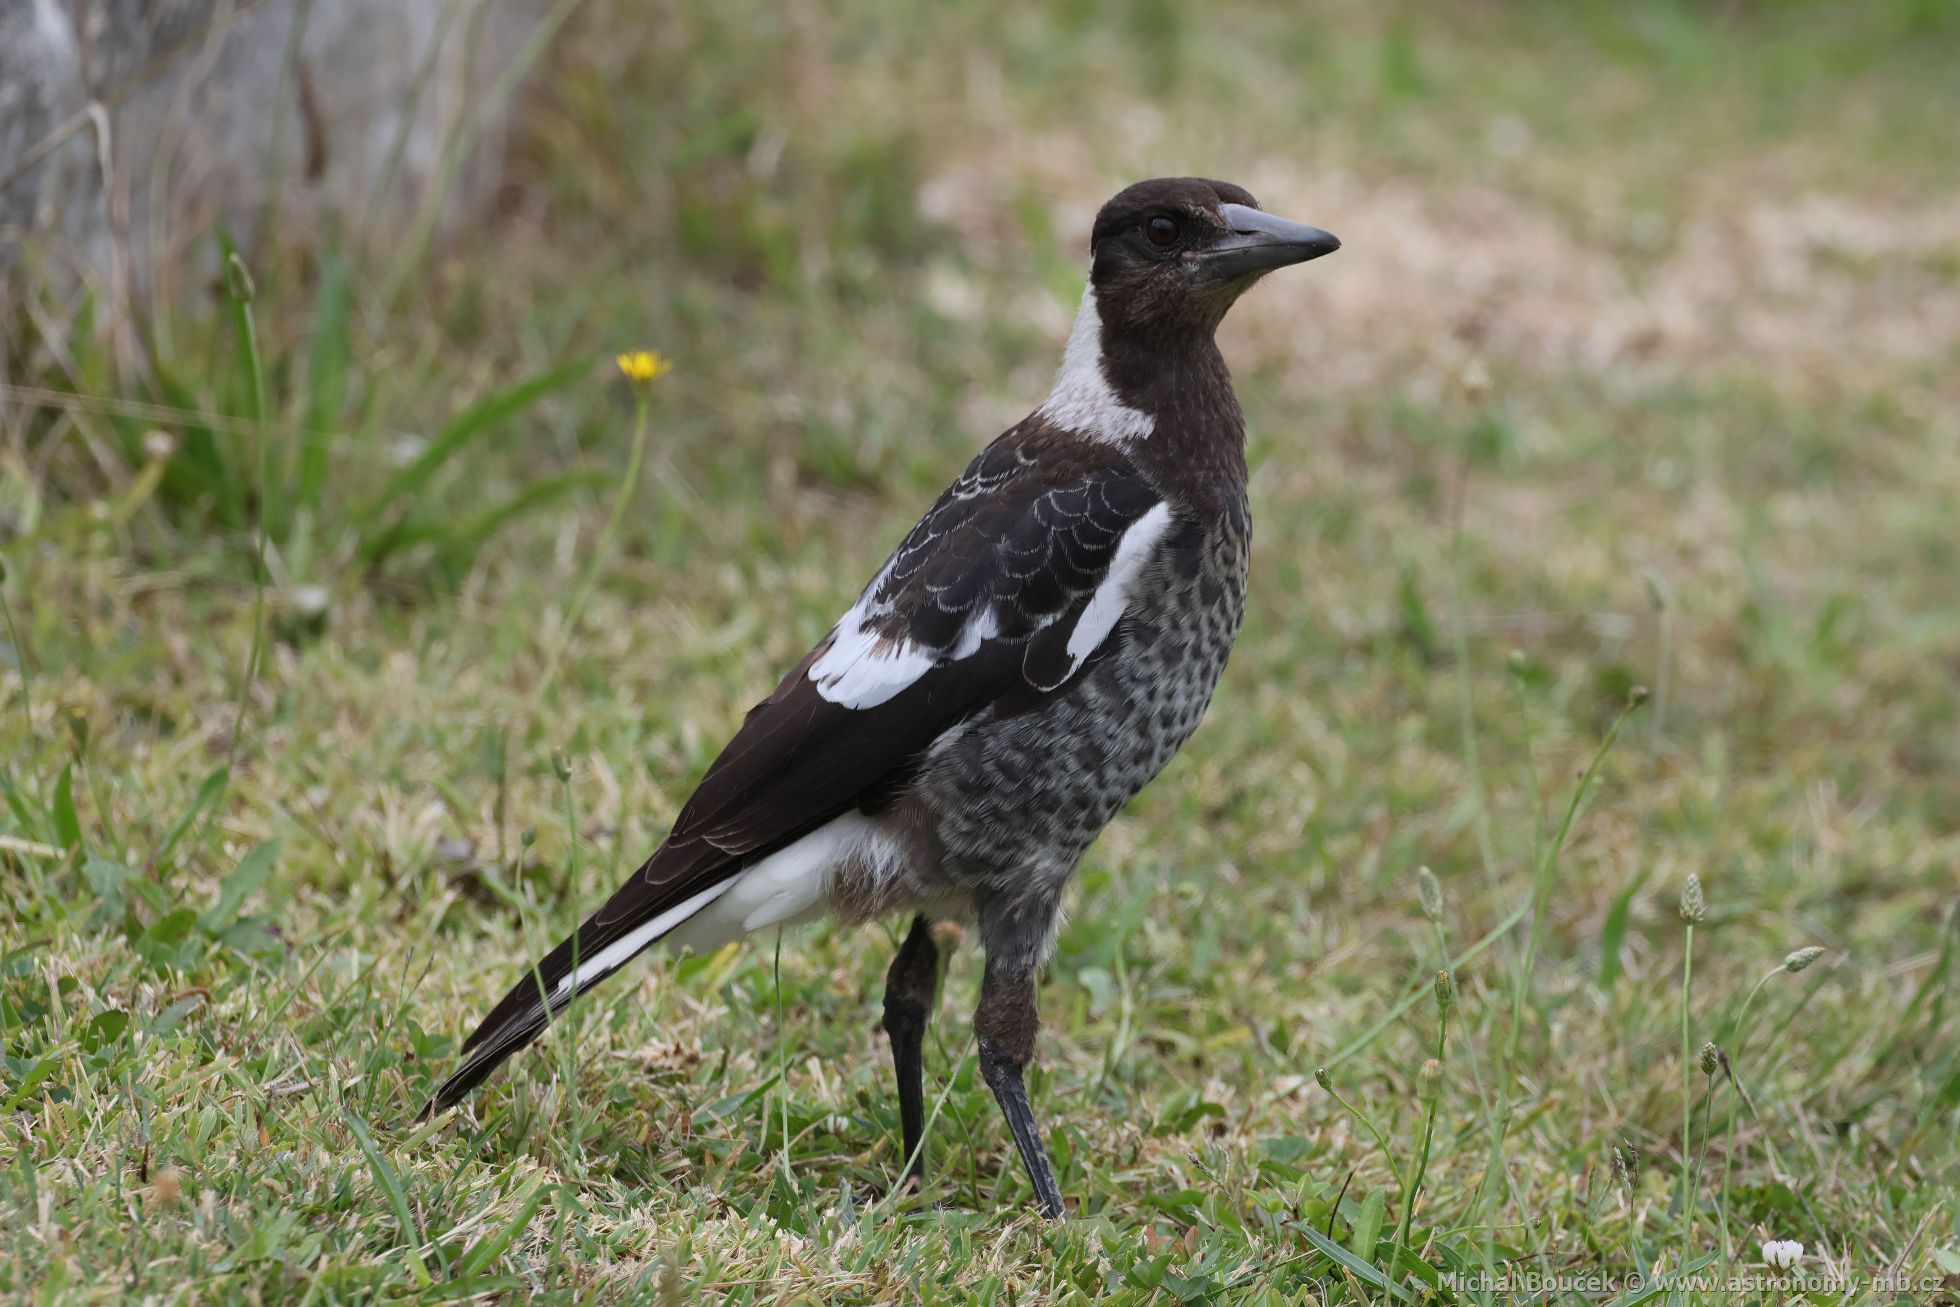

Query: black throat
1099,310,1249,516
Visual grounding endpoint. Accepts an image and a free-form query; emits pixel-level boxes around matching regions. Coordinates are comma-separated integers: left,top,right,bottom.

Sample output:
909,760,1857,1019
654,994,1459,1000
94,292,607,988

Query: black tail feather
423,957,566,1118
422,1011,547,1118
422,845,733,1119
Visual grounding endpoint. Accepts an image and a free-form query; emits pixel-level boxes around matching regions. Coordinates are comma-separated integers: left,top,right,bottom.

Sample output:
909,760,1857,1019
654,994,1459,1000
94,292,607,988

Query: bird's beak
1198,204,1341,283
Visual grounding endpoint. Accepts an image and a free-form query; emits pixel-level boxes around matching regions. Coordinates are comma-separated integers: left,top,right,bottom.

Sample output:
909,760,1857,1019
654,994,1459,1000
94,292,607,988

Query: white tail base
551,811,900,1001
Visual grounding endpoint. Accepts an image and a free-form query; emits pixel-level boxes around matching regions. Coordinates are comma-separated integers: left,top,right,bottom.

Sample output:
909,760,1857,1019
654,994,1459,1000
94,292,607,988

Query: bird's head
1087,177,1339,336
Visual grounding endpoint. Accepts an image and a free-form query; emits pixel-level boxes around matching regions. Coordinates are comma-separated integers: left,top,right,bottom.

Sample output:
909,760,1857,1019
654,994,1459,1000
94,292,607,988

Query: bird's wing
430,421,1174,1112
662,421,1173,860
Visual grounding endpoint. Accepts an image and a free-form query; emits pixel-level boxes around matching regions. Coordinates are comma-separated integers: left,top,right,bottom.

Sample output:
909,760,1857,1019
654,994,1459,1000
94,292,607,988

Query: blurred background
2,0,1956,1297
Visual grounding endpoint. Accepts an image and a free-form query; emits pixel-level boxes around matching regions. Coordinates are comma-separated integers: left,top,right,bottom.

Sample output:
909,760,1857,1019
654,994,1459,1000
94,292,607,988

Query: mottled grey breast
920,492,1250,900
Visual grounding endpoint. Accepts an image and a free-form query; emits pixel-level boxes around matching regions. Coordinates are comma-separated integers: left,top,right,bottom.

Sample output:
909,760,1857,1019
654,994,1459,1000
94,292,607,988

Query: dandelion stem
535,384,654,705
1680,920,1696,1261
1481,695,1643,1249
1316,1070,1405,1192
557,753,583,1123
774,928,793,1187
1717,965,1780,1262
1395,1005,1449,1268
0,580,31,733
1687,1052,1721,1264
1706,1066,1732,1266
203,253,272,865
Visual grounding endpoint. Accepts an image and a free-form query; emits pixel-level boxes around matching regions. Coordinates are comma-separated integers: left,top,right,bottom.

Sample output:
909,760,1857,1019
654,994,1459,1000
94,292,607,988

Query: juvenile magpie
428,177,1339,1218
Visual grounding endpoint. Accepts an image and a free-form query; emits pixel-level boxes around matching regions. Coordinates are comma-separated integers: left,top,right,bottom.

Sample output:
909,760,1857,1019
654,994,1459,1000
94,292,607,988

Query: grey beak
1198,203,1340,282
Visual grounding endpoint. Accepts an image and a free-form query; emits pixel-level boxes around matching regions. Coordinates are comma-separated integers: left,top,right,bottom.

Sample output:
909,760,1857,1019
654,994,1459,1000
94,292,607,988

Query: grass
4,0,1959,1300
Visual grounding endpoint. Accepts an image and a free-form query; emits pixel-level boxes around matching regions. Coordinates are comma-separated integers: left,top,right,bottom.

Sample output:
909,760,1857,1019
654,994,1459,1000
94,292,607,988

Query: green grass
4,0,1959,1300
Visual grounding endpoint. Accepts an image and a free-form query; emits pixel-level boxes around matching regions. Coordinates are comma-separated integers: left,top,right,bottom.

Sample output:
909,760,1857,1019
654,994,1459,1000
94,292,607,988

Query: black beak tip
1289,226,1340,261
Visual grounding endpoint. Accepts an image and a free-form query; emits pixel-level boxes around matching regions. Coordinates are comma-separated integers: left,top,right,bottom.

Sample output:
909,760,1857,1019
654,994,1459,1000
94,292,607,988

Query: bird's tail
421,861,741,1119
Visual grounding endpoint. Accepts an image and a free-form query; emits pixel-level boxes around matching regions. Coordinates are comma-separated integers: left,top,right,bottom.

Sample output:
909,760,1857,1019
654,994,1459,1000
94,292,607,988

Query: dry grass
3,1,1957,1301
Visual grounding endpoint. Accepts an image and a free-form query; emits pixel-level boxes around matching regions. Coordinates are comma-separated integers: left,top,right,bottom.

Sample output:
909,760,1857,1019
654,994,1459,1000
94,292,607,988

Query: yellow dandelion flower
615,350,672,384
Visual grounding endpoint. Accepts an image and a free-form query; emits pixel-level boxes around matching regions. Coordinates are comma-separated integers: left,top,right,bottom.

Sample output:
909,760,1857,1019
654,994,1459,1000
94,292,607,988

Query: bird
425,177,1339,1218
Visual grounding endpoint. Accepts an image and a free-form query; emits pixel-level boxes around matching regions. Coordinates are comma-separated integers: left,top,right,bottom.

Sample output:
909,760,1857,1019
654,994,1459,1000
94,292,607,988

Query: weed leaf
151,767,229,870
81,1009,129,1053
204,838,282,932
0,1055,58,1112
1349,1188,1386,1261
52,763,81,851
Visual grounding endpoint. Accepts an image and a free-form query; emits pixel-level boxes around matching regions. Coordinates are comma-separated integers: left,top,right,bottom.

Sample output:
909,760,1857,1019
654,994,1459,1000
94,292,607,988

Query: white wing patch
809,552,1008,708
1037,286,1155,444
811,499,1175,709
808,590,939,708
1064,502,1175,668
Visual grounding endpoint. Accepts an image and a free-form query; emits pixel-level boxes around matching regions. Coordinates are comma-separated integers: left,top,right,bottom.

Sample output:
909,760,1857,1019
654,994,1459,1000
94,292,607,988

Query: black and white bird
427,177,1338,1218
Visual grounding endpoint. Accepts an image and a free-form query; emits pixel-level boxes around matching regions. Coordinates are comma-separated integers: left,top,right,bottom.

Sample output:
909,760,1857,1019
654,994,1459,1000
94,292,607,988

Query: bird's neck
1038,285,1248,509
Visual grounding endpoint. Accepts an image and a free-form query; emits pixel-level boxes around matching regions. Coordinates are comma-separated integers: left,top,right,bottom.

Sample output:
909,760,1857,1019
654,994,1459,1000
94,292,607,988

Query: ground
3,1,1957,1301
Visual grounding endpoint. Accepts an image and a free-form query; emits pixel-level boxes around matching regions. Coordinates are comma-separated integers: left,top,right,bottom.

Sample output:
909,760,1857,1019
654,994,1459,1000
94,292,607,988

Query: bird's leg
881,915,940,1186
974,951,1065,1219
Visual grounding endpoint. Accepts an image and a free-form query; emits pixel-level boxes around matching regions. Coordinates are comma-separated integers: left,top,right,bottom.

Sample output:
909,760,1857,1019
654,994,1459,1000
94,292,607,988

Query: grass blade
1349,1188,1386,1260
454,1177,550,1278
346,1112,430,1260
1598,1251,1719,1306
0,1055,59,1112
1596,868,1647,991
297,249,351,519
435,471,608,572
153,369,242,531
1293,1220,1413,1302
358,356,595,532
363,471,606,572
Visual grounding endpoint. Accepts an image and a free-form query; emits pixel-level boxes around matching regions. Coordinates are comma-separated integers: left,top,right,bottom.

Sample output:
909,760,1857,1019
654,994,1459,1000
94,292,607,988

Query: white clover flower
288,583,330,618
1761,1239,1804,1268
386,434,429,467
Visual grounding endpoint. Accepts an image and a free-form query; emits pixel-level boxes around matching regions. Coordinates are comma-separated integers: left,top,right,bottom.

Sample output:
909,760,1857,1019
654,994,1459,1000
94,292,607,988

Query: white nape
1064,501,1174,668
1037,285,1156,444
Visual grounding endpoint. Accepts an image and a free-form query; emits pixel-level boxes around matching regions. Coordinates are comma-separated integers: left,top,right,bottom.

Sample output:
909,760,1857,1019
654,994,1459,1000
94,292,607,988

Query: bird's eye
1144,215,1180,249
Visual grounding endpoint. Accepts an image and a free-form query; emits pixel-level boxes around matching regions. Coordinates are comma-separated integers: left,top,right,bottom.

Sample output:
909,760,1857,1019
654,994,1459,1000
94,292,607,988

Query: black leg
881,915,940,1184
974,959,1065,1219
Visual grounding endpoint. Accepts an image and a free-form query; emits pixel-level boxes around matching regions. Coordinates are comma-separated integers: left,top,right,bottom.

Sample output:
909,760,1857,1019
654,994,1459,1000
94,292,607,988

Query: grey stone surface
1,0,546,303
1,0,93,247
